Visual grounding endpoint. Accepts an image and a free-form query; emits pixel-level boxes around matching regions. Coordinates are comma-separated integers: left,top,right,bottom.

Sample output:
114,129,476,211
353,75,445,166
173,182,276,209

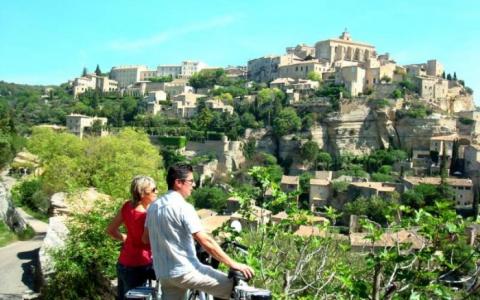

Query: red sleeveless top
118,201,152,267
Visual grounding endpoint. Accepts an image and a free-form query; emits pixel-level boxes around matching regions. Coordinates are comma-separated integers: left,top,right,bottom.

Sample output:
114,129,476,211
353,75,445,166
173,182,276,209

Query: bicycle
186,240,272,300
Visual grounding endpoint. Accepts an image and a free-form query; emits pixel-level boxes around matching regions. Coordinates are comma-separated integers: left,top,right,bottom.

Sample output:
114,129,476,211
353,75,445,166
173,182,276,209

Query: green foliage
189,186,228,212
344,196,394,225
255,88,285,124
242,138,256,160
189,69,228,89
391,88,403,98
272,107,301,137
27,127,165,199
224,168,480,299
399,79,418,93
317,151,332,170
206,131,224,140
332,180,349,193
158,136,187,148
42,199,121,299
369,98,391,109
300,141,319,164
148,75,173,82
0,221,17,247
307,71,322,82
11,178,50,214
380,75,391,83
459,117,474,125
371,172,393,182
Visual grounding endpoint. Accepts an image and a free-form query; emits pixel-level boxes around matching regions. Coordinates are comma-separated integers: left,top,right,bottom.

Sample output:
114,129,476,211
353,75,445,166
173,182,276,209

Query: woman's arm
106,210,126,242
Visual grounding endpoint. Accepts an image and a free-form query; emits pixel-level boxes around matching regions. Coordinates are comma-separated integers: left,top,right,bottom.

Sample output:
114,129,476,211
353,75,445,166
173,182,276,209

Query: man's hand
230,262,255,280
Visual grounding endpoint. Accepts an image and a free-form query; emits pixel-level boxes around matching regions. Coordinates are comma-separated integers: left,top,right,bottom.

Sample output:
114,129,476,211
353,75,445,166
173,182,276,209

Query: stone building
110,65,148,88
247,54,300,83
402,176,474,209
309,178,330,212
286,43,316,60
66,114,108,139
71,74,118,98
336,65,366,96
348,182,397,199
280,175,299,193
278,59,330,80
205,99,234,115
170,93,205,119
315,30,376,64
157,61,208,79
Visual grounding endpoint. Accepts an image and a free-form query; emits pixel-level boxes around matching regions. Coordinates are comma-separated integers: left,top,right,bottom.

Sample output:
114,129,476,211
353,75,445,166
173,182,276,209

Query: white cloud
107,15,237,52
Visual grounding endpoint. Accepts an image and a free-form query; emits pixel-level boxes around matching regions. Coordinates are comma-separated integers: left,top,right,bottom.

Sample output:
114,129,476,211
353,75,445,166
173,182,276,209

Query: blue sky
1,0,478,103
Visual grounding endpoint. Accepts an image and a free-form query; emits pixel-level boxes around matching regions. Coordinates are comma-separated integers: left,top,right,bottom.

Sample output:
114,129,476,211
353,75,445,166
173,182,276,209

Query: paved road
0,171,48,299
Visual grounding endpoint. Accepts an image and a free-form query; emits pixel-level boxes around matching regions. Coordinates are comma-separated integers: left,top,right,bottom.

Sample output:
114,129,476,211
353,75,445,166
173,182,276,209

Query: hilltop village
3,30,480,299
64,31,478,217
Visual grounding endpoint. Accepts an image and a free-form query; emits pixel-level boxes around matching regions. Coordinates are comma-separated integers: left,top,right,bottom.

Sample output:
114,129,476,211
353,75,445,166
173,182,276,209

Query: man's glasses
182,179,195,185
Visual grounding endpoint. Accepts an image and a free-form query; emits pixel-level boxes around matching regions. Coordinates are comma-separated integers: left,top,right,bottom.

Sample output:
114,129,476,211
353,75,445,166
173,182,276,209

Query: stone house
205,99,234,115
280,175,299,193
309,178,331,212
247,53,300,83
402,176,474,208
278,59,329,80
71,74,118,98
110,65,148,88
348,181,397,199
231,206,272,230
336,65,365,96
286,44,316,60
66,114,108,139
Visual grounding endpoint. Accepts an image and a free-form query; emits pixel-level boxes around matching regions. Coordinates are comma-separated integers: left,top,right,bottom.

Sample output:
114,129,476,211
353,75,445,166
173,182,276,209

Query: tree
272,107,301,137
442,71,446,79
300,141,319,168
307,71,322,82
447,73,452,80
189,186,228,211
453,72,457,81
82,67,88,77
317,151,332,170
95,64,102,76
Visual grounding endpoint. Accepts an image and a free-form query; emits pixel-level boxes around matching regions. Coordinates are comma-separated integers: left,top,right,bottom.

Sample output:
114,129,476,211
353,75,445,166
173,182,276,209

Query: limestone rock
38,216,69,280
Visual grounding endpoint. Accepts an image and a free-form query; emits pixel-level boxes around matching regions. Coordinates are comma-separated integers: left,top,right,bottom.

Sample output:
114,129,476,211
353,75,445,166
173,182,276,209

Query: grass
0,221,17,247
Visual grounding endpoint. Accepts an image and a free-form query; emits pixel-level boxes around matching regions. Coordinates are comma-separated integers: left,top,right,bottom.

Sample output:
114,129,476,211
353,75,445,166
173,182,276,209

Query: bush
459,117,474,125
369,98,390,109
190,186,228,212
206,131,224,141
158,136,187,148
42,199,121,299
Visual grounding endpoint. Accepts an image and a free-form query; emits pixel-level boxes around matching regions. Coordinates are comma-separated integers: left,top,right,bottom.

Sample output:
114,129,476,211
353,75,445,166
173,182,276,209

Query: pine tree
442,71,446,79
82,67,88,77
95,64,102,76
447,73,452,80
453,72,457,81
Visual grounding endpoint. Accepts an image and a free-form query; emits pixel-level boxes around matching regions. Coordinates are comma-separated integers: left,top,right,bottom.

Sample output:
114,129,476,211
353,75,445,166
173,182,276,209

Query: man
144,164,254,300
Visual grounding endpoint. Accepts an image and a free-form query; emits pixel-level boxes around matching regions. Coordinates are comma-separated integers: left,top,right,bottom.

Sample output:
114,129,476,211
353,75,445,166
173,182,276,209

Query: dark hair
167,164,193,190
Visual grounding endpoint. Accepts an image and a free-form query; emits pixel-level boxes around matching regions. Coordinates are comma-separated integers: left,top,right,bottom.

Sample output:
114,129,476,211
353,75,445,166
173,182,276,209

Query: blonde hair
130,175,156,206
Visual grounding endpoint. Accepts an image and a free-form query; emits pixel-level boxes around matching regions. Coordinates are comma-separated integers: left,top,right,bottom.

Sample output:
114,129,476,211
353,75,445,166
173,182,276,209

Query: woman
107,175,157,300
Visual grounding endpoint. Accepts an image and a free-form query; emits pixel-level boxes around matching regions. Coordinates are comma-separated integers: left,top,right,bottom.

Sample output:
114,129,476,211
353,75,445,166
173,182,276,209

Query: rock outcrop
0,180,28,233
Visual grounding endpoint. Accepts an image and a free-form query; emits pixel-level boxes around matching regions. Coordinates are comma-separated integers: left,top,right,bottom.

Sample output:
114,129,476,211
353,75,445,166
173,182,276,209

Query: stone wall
0,181,27,233
395,116,456,150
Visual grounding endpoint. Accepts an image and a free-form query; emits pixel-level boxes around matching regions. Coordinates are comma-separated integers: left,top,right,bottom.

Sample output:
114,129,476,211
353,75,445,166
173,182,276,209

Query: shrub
459,117,474,125
158,136,187,148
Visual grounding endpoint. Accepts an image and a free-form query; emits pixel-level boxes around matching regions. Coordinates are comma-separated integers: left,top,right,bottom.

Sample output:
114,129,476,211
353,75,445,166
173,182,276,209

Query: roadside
0,169,48,299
